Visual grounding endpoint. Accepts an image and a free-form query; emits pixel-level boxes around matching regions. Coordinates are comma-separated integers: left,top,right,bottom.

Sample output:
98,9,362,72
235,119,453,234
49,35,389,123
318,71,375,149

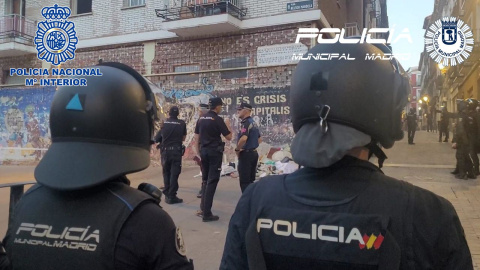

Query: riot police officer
220,43,472,269
452,99,475,180
2,63,194,270
194,97,232,222
155,106,187,204
406,107,417,144
235,102,262,193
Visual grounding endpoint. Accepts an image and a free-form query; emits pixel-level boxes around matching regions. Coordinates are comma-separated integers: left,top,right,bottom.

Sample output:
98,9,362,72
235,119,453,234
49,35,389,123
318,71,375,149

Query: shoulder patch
175,227,187,257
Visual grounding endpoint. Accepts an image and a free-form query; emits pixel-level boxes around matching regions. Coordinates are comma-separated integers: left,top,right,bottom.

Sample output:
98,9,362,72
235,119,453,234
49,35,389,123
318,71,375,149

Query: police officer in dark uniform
220,43,472,269
155,106,187,204
194,97,232,222
439,106,451,142
452,99,476,180
1,63,193,270
406,107,417,144
235,102,262,193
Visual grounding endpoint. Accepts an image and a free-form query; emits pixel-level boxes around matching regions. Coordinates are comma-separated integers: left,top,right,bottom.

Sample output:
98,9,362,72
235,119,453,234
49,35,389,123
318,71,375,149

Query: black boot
455,174,468,180
451,168,459,175
165,196,183,204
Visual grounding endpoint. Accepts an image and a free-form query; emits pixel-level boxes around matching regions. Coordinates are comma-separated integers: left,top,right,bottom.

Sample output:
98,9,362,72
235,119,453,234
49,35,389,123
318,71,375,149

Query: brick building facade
0,0,387,164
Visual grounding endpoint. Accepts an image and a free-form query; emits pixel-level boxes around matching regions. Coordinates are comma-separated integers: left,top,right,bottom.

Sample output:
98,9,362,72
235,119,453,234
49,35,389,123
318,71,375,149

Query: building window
416,74,421,86
4,0,25,16
2,70,24,85
123,0,145,7
71,0,92,15
174,64,200,84
220,57,248,79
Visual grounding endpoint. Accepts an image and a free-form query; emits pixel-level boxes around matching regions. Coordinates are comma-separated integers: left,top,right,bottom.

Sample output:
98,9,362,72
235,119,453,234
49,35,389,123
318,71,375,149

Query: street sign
287,0,313,12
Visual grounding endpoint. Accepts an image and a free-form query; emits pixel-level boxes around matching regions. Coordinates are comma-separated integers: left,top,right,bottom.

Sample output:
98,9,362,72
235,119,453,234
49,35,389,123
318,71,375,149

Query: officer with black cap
154,106,187,204
220,43,472,269
1,63,194,270
194,97,232,222
235,102,262,193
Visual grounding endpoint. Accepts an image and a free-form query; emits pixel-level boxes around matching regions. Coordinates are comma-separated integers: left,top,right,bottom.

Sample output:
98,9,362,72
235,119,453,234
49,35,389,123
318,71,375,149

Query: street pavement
0,130,479,269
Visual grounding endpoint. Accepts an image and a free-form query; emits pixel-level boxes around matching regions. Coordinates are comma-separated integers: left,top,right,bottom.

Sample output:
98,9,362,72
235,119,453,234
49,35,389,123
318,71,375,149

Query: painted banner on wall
0,87,56,164
157,85,294,161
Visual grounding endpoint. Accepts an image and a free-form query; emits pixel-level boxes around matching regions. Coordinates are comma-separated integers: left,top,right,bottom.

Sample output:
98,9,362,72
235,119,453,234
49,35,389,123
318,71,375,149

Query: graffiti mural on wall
0,83,294,164
0,87,56,164
157,80,293,162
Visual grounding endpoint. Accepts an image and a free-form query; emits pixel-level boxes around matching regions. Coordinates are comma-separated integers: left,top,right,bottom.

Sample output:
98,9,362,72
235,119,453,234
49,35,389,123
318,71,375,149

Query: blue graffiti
161,85,214,99
160,77,214,100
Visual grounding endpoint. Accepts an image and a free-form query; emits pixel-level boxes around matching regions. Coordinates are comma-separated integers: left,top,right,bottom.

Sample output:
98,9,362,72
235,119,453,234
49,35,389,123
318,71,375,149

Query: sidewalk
0,130,479,269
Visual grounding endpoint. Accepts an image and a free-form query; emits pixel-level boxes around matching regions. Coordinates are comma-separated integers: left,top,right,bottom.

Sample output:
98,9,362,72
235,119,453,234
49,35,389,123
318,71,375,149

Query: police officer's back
155,106,187,204
220,43,472,269
1,63,193,270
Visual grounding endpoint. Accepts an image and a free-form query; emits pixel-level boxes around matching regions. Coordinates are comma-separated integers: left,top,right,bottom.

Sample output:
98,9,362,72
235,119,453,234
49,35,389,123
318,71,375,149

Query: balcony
155,1,247,37
0,14,37,57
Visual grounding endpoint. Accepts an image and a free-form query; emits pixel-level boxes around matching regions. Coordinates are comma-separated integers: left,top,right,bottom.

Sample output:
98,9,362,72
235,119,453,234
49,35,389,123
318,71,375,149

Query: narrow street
1,130,479,269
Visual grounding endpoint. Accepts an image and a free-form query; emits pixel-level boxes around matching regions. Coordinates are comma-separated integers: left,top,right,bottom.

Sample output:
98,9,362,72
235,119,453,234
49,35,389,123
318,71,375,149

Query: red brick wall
151,23,311,90
0,22,313,164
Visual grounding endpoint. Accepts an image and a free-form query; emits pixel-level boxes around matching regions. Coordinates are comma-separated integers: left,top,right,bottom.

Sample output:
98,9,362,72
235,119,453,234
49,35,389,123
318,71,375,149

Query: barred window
174,64,200,84
220,57,248,79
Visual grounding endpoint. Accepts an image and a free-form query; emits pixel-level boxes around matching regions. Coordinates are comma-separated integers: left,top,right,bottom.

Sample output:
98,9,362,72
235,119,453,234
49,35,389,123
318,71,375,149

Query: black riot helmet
290,43,409,149
466,98,479,111
35,62,158,191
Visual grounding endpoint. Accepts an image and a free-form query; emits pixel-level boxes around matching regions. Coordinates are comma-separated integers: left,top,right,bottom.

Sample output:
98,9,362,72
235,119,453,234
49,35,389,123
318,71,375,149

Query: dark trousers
469,140,479,173
238,151,259,193
407,126,415,144
456,142,474,177
200,148,223,217
439,124,449,142
161,150,182,198
194,155,204,193
427,121,433,132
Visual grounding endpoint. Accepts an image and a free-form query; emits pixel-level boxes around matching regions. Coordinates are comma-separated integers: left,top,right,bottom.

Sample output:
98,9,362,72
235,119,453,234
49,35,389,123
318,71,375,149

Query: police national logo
34,4,78,66
425,17,474,66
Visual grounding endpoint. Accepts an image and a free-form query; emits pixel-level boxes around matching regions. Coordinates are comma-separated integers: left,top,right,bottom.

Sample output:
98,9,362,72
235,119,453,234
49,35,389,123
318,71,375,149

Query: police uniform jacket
220,156,472,270
155,117,187,149
3,180,193,270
